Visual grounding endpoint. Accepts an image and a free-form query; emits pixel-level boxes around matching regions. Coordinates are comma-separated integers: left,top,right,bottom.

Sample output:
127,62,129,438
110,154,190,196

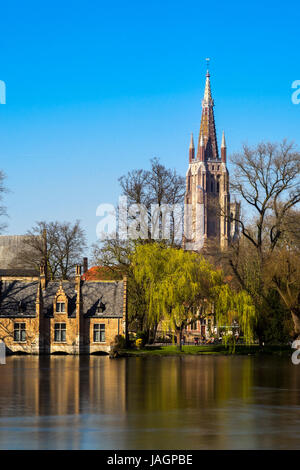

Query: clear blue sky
0,0,299,253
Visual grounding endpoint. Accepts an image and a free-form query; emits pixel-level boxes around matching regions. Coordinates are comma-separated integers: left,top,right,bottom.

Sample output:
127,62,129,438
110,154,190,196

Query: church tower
184,66,239,251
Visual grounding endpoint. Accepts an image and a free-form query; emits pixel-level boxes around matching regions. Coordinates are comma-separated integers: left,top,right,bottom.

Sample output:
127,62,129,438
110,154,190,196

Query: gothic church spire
196,68,219,161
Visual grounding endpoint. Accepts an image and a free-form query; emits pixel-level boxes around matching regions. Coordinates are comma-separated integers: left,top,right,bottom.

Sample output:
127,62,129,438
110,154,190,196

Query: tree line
93,141,300,345
0,140,299,345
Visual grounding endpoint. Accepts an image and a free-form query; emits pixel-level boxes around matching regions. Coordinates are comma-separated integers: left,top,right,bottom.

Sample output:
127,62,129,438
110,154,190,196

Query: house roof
42,281,77,318
0,268,39,277
81,266,123,281
81,281,124,318
0,279,124,319
0,234,42,270
0,280,39,317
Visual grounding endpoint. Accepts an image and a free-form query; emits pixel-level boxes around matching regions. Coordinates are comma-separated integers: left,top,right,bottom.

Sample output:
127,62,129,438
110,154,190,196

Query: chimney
75,265,81,319
42,228,48,282
83,257,88,274
40,263,46,290
75,265,81,277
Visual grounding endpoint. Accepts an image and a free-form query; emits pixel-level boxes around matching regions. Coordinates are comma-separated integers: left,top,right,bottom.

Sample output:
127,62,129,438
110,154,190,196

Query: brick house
0,265,127,355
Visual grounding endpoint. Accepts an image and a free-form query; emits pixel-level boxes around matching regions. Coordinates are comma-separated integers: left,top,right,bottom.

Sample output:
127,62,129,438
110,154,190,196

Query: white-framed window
14,323,26,342
56,302,65,313
93,324,105,343
54,323,66,342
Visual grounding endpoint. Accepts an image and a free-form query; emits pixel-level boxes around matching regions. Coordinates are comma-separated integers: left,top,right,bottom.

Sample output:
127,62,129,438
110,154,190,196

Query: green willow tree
131,243,256,350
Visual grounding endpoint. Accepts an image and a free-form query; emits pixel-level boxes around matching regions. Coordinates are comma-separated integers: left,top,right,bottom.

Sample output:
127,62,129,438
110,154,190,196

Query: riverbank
118,344,291,357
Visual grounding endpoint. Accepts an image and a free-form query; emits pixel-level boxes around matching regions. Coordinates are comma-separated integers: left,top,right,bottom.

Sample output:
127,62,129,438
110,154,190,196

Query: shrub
135,338,143,349
136,330,147,346
113,334,126,349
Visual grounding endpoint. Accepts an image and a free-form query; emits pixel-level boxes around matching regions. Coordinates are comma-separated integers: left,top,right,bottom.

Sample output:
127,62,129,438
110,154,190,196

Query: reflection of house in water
1,356,300,449
0,356,127,418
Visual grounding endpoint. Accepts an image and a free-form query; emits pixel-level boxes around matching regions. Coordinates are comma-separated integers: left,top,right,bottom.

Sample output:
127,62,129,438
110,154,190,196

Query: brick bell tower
184,64,239,251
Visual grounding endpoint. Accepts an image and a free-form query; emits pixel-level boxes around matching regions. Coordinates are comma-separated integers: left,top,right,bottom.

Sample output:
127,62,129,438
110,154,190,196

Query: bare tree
92,238,132,273
0,170,8,233
227,140,300,339
262,209,300,338
92,158,185,336
119,157,185,244
230,140,300,254
17,220,87,279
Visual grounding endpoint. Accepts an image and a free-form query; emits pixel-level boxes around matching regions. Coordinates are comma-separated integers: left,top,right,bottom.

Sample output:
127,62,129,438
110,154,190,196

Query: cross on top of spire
203,58,213,106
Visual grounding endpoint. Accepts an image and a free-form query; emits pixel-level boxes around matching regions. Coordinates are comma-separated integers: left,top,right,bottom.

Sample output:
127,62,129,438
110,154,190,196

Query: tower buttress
189,133,195,163
221,131,227,163
199,131,205,162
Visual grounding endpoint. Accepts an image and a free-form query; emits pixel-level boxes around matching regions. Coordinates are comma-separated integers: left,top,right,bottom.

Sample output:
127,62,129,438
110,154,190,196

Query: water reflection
0,355,299,449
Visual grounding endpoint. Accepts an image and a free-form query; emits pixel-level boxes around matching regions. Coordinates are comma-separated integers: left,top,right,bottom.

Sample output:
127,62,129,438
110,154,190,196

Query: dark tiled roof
0,268,39,277
0,280,38,317
0,279,124,319
42,281,77,318
82,281,124,318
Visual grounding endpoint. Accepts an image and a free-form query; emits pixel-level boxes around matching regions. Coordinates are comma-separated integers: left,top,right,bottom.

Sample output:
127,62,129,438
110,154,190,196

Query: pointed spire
197,64,219,161
189,133,195,163
221,131,227,163
221,130,226,148
189,133,194,149
202,71,213,107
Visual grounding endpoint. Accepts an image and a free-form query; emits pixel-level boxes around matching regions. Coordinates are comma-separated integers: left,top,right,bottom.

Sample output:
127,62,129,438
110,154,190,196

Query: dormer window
18,301,26,314
56,302,65,313
54,284,68,315
96,301,106,314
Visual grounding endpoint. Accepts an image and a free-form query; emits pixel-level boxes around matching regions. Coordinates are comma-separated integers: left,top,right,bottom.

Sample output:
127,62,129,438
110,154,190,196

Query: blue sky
0,0,299,253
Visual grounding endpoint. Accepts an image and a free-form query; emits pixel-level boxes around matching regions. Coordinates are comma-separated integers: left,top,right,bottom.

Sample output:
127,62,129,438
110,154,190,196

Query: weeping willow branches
131,243,256,346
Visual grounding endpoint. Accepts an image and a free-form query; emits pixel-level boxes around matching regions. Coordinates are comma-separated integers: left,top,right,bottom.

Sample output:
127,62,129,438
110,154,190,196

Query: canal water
0,355,299,449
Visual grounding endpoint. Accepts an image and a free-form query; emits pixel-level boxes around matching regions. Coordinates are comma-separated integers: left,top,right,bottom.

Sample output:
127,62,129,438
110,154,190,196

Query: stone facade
0,266,127,355
183,70,240,251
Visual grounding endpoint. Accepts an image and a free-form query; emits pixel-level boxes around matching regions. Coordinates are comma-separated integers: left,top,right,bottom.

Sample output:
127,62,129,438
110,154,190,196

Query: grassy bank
118,344,291,357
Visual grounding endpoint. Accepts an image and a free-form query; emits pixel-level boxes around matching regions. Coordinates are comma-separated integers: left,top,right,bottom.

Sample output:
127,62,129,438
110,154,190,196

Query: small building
183,315,216,343
0,265,127,355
